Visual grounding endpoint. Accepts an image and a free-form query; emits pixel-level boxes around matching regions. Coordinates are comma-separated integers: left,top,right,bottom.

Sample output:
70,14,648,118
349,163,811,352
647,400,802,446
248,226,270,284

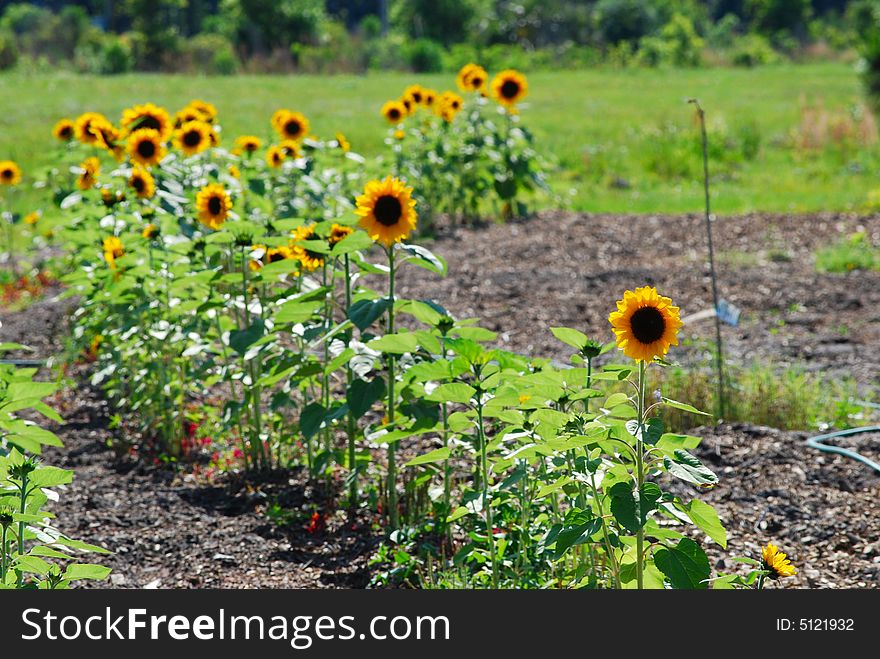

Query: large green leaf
609,481,662,533
229,319,265,356
368,332,420,354
664,450,719,487
654,538,711,589
550,327,589,350
404,447,451,468
682,499,727,548
349,298,391,330
426,383,476,405
347,378,385,419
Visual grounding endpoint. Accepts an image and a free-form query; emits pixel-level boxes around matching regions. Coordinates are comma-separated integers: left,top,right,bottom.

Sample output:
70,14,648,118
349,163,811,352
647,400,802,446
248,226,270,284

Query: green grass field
1,62,877,214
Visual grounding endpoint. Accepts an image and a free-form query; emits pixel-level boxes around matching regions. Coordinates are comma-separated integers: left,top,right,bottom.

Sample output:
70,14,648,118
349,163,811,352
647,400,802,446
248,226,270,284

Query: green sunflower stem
344,254,359,511
636,359,647,591
386,244,398,529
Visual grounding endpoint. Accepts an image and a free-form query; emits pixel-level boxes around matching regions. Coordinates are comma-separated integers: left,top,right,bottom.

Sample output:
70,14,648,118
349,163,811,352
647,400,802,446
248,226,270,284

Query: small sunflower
24,210,40,225
228,164,240,179
266,145,286,168
400,96,414,116
127,128,166,167
403,84,425,107
121,103,172,140
174,106,203,127
76,157,100,190
761,544,797,579
53,118,75,141
438,91,464,122
267,245,295,264
234,135,262,154
289,224,325,271
101,188,125,207
354,176,417,247
608,286,683,362
0,160,22,186
491,69,528,109
328,223,354,246
195,183,231,231
186,99,217,123
102,236,124,270
175,120,212,157
393,129,405,141
273,110,309,142
142,223,160,240
128,167,155,199
279,139,302,159
91,119,125,160
456,63,487,92
421,88,438,109
74,112,109,145
381,100,406,125
335,132,350,153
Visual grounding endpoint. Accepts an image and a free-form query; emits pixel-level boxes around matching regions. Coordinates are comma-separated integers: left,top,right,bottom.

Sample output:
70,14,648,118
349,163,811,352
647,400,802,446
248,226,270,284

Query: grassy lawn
1,62,876,215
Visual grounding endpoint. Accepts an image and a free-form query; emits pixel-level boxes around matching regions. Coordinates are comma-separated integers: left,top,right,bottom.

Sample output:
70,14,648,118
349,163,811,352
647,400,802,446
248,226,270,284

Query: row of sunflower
0,75,795,589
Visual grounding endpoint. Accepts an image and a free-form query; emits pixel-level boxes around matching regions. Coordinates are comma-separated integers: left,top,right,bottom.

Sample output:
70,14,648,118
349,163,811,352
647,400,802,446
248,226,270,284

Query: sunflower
288,224,325,271
91,119,125,160
195,183,231,231
76,157,100,190
127,128,166,167
335,132,350,153
74,112,109,145
273,110,309,141
24,210,40,225
608,286,683,362
267,245,295,264
421,88,438,109
403,84,425,107
355,176,417,247
102,236,124,270
52,118,75,141
400,96,414,116
491,69,528,109
101,188,125,207
142,223,160,240
393,129,405,140
266,145,286,168
327,223,354,246
438,91,464,122
234,135,262,154
175,120,212,157
228,164,240,179
128,167,155,199
381,100,406,125
186,99,217,123
279,139,302,159
761,544,797,579
174,106,203,128
456,63,487,92
121,103,172,140
0,160,22,186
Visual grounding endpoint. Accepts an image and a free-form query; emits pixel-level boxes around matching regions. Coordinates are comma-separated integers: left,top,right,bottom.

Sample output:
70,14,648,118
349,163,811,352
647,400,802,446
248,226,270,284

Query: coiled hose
805,401,880,474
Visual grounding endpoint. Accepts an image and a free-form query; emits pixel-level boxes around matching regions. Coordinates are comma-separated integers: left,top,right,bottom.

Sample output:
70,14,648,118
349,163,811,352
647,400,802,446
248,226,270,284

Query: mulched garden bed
2,211,878,588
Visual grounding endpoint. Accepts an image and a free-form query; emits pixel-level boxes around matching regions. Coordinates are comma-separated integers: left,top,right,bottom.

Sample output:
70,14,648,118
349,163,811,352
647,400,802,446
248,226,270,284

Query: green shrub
730,33,779,66
595,0,659,45
815,232,880,272
0,29,17,70
182,33,239,75
404,38,444,73
101,35,134,74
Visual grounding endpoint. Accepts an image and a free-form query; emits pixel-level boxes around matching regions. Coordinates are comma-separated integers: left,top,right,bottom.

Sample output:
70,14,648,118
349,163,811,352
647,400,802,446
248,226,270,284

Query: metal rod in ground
689,98,726,419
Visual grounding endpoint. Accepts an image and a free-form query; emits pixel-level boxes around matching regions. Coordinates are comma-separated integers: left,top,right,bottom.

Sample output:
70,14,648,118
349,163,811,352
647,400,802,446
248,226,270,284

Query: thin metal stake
689,99,726,419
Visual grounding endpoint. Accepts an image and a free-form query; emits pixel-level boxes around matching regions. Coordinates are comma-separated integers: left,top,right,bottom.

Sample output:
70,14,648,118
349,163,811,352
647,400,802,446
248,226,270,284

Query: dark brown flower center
183,130,201,147
374,195,402,226
500,79,520,99
60,126,72,138
470,76,483,88
132,176,145,192
388,108,401,121
412,92,422,103
630,307,666,345
1,169,12,180
139,115,162,131
137,139,156,158
285,120,301,136
268,250,285,263
207,196,222,215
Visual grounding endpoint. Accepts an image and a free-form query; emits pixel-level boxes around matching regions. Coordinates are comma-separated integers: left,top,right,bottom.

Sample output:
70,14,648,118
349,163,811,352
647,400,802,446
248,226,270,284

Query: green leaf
347,378,385,419
349,298,391,331
550,327,589,350
397,243,447,275
654,538,711,589
662,397,710,416
368,332,419,354
29,466,74,488
300,402,326,440
331,230,372,256
682,499,727,548
426,383,476,405
274,299,323,324
229,319,265,356
664,450,719,487
404,447,450,468
609,481,662,533
550,510,602,558
63,564,112,581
